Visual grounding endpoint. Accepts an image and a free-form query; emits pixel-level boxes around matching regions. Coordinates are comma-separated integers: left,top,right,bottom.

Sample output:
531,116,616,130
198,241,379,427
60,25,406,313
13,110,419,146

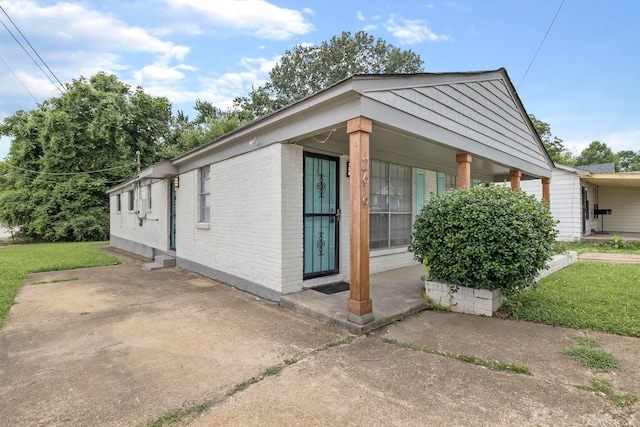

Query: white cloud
3,1,189,60
363,24,378,32
357,10,365,21
603,129,640,153
164,0,314,40
385,15,451,44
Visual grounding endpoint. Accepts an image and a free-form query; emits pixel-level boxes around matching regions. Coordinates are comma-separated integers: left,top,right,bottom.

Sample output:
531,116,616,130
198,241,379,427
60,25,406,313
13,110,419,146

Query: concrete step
142,255,176,271
142,262,163,271
154,255,176,268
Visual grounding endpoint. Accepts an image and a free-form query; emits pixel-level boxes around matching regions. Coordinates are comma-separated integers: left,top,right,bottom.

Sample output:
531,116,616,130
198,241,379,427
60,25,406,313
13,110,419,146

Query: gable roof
576,163,616,174
114,69,553,191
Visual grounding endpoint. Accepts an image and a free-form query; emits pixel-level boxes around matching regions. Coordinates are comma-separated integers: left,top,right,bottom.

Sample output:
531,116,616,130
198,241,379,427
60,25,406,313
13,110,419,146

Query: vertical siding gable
363,77,548,170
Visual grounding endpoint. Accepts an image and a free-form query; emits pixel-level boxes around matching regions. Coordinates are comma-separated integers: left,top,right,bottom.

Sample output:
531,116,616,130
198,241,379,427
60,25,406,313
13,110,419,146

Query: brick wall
109,179,169,256
175,143,304,294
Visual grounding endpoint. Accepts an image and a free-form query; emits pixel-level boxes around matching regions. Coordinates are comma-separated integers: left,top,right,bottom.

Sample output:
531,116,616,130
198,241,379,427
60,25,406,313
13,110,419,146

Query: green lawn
0,242,119,328
499,262,640,337
559,240,640,255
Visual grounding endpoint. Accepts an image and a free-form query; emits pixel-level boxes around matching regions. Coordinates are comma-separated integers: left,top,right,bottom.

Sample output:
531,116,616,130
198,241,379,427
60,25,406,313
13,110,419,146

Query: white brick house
108,69,554,326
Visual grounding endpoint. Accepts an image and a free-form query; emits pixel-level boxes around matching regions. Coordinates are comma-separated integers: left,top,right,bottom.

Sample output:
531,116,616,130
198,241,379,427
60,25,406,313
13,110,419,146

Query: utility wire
0,54,39,103
0,5,67,95
517,0,565,90
3,162,136,175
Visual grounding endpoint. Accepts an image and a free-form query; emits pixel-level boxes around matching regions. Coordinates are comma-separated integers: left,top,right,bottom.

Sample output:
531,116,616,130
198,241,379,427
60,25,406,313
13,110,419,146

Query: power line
517,0,565,90
0,5,67,95
3,162,136,176
0,54,39,103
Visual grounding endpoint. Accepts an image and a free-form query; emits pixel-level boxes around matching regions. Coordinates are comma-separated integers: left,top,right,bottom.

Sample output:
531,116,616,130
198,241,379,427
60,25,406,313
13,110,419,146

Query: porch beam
347,117,374,325
510,169,521,190
542,178,551,209
456,153,472,189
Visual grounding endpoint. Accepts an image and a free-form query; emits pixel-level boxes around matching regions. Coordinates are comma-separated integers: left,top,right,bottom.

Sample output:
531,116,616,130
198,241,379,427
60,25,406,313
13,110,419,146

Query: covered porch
281,264,426,334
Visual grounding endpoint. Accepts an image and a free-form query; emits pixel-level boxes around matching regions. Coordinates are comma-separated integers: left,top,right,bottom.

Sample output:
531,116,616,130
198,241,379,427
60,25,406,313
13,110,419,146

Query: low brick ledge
424,251,578,317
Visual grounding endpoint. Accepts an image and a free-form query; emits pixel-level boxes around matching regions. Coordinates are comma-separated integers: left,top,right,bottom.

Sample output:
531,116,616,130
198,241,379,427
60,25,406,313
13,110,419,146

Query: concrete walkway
1,249,639,426
579,252,640,263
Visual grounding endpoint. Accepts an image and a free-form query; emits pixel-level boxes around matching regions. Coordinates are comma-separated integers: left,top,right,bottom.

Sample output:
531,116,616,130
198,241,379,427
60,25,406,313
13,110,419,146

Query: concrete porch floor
280,264,427,334
581,231,640,243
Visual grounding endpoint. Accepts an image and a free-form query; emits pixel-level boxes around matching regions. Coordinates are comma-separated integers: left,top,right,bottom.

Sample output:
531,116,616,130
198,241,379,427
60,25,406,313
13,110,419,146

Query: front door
304,153,339,278
169,179,177,250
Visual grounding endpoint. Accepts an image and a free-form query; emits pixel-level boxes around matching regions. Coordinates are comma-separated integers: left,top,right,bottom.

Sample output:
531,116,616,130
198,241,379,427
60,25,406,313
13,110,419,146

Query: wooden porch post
347,117,374,325
456,153,472,189
510,169,521,191
542,178,551,209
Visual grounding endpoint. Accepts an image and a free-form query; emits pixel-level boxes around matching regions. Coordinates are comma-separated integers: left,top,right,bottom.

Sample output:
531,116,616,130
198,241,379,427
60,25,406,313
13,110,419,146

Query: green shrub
611,235,626,249
409,185,557,295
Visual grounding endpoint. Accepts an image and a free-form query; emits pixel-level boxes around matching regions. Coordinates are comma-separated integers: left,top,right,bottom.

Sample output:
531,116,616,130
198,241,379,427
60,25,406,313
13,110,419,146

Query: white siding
598,186,640,232
520,169,582,241
365,78,549,172
176,143,304,295
109,179,169,254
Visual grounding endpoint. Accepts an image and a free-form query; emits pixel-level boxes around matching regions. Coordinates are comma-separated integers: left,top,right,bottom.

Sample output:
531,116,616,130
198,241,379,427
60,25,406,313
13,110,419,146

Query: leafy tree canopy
234,31,425,120
574,140,617,169
528,114,573,165
161,100,246,159
616,150,640,172
0,72,173,241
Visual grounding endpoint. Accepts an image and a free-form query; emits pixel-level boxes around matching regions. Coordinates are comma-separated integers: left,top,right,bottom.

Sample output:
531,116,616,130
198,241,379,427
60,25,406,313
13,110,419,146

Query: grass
499,262,640,337
383,338,531,375
575,378,638,407
557,240,640,255
0,241,119,328
327,335,356,347
562,335,621,373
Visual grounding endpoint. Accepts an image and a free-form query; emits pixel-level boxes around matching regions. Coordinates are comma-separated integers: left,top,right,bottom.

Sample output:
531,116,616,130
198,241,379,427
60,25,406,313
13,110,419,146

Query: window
370,160,412,249
199,166,210,222
437,172,457,194
146,184,152,210
128,190,135,211
116,194,121,212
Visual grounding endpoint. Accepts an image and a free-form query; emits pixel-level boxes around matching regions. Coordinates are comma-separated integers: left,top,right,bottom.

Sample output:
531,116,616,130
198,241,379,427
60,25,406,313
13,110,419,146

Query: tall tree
0,73,173,241
616,150,640,172
528,114,573,165
234,31,424,120
161,100,245,159
574,141,617,169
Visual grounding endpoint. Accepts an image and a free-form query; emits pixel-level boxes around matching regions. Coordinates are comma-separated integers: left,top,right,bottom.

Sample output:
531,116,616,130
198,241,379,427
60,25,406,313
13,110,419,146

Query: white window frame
199,166,210,223
128,190,135,212
369,160,413,249
146,184,152,211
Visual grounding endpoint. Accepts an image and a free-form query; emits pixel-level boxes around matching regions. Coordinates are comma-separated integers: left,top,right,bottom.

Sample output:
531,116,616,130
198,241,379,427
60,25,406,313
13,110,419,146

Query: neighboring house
521,163,640,240
108,68,553,326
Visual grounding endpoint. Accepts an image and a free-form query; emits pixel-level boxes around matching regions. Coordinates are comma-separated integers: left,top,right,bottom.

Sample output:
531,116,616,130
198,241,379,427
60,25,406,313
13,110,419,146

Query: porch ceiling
582,174,640,187
296,122,535,182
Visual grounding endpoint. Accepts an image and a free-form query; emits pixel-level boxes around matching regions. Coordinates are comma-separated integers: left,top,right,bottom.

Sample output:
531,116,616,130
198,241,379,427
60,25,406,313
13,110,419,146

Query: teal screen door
169,180,177,250
304,153,339,278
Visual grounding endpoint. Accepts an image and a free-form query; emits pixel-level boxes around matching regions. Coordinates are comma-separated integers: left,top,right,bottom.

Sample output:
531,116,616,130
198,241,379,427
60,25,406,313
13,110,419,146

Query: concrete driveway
1,252,639,426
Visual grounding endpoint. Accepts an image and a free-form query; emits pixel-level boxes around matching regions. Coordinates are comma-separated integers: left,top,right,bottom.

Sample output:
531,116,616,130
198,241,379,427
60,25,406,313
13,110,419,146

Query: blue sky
1,0,639,159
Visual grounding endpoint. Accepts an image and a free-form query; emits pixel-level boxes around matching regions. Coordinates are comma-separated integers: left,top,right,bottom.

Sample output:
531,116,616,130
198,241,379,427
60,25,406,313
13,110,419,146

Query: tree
617,150,640,172
528,114,573,165
574,141,617,169
0,73,173,241
160,100,246,159
234,31,424,120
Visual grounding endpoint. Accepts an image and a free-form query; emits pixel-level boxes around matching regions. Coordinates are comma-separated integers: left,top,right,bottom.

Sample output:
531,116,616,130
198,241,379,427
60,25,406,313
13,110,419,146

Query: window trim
127,190,135,212
146,184,152,211
369,159,413,249
199,166,211,223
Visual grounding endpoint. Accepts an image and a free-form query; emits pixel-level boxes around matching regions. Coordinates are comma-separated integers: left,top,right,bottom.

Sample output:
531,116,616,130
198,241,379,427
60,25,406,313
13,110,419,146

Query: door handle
335,208,341,222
